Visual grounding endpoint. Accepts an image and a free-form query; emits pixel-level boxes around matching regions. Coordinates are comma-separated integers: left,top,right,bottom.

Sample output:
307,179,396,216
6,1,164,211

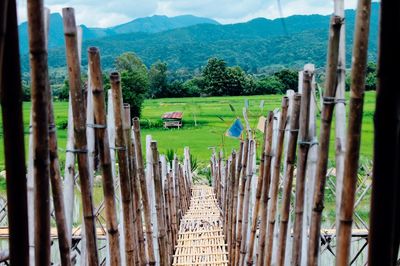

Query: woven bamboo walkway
173,185,228,265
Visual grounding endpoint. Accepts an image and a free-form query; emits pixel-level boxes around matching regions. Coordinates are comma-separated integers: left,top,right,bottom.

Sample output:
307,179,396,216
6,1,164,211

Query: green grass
0,91,376,169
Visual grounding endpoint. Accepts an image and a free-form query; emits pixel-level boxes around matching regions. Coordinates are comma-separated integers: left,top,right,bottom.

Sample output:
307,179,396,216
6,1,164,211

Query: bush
253,76,285,95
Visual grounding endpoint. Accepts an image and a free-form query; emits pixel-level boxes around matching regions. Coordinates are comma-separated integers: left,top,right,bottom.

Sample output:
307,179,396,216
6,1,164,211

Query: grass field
0,91,376,169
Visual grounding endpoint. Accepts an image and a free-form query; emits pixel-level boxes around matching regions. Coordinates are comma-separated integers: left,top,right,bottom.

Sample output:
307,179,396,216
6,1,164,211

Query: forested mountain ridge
20,3,379,74
18,14,219,54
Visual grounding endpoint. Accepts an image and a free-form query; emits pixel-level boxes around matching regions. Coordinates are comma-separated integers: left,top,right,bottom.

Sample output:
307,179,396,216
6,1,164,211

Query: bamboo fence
0,1,398,265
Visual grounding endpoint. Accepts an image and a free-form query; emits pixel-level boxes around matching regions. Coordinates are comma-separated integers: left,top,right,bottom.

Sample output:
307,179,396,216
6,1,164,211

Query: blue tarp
226,118,244,138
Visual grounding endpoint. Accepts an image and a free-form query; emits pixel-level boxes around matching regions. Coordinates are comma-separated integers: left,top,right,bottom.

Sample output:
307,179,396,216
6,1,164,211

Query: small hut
162,112,183,129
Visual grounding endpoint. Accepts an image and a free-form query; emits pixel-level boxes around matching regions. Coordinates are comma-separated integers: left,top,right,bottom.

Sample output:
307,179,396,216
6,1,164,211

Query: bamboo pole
245,152,263,266
239,140,255,266
0,0,29,264
164,172,173,264
245,116,267,266
264,97,289,266
0,0,7,82
334,0,347,233
168,169,178,248
128,122,147,266
27,1,51,264
336,0,371,264
231,142,243,265
227,153,235,262
307,15,343,266
275,94,301,266
110,72,136,265
62,8,99,265
255,112,274,266
234,139,249,265
368,1,400,264
123,107,144,266
63,97,75,244
133,118,156,265
88,47,122,266
151,141,169,266
174,156,182,221
123,104,140,265
43,8,72,265
301,74,317,266
291,64,315,266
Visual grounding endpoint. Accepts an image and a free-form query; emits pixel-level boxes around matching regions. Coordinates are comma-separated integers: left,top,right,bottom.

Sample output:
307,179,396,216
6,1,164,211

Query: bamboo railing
1,1,398,265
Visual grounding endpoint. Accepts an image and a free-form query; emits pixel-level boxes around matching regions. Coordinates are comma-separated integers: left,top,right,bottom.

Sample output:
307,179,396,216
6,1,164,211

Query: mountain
20,3,380,74
18,14,219,54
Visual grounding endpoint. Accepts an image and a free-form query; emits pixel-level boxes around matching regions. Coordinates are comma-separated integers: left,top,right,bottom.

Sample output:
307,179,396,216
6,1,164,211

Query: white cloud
17,0,361,27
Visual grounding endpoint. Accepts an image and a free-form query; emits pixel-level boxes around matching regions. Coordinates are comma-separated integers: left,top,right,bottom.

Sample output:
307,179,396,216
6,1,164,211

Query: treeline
23,52,377,118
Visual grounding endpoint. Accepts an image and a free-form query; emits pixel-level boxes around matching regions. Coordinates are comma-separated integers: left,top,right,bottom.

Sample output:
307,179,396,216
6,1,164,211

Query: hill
20,3,380,74
18,14,219,54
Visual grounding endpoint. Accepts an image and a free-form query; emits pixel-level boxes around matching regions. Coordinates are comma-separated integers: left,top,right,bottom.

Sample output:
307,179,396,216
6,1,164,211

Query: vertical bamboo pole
255,112,274,266
27,1,51,264
110,72,136,265
0,0,29,264
301,74,317,266
231,142,243,265
227,153,235,262
264,97,289,266
128,122,146,266
275,94,301,266
368,1,400,264
334,0,347,232
164,172,173,263
234,140,249,265
62,8,99,265
133,118,156,265
174,156,182,220
245,114,268,266
307,15,343,266
88,47,122,266
217,152,222,206
43,8,72,265
336,0,371,264
291,64,315,266
0,0,7,86
123,104,140,265
151,141,169,265
168,169,178,248
64,97,75,242
239,140,255,265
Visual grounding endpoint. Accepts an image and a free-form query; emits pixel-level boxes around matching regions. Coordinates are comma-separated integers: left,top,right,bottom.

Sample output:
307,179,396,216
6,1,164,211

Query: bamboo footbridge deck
173,185,229,265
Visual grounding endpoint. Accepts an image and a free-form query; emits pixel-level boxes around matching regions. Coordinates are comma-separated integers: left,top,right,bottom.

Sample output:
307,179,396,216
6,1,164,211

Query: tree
254,76,285,95
225,66,255,96
273,68,298,93
202,57,227,96
149,61,168,98
365,61,377,91
115,52,149,117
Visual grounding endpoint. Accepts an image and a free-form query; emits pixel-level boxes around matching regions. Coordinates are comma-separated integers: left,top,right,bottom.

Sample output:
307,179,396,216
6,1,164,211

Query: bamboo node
65,148,88,154
86,123,107,129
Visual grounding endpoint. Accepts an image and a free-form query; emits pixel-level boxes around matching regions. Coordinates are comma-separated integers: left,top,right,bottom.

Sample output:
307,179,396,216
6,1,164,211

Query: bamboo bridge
173,186,228,265
1,0,400,265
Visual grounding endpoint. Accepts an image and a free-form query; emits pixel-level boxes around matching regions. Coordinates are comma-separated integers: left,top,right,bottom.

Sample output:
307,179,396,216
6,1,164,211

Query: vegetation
19,4,380,77
0,91,376,169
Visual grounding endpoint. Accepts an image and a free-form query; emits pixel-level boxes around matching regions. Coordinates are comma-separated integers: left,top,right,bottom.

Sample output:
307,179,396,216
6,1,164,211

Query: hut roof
162,112,183,120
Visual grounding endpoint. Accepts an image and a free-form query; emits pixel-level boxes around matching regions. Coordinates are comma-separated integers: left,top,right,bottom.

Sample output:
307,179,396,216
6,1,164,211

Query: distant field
0,91,376,169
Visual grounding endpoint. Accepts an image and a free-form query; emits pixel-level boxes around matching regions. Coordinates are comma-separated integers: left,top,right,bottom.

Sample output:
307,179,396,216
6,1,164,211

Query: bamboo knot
323,96,336,105
110,146,127,151
86,123,106,129
66,148,88,154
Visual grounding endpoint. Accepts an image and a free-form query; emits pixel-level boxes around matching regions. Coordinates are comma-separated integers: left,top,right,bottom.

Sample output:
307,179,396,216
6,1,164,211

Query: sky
17,0,359,28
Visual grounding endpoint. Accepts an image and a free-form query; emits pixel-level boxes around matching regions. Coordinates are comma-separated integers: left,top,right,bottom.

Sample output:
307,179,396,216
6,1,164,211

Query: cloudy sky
17,0,359,27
